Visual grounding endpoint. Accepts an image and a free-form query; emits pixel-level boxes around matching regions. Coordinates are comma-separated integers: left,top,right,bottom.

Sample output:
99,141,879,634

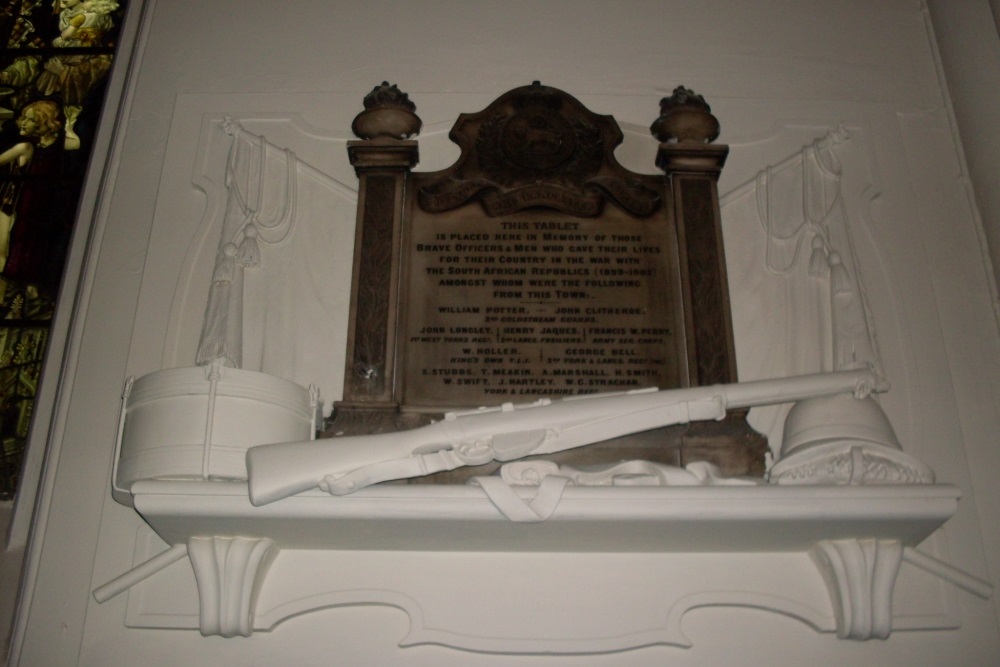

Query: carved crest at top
479,84,601,177
418,82,660,218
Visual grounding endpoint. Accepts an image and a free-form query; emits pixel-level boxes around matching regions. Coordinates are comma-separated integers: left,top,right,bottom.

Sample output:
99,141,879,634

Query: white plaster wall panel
927,0,1000,295
135,0,931,102
80,612,1000,667
894,108,1000,631
82,557,996,667
12,0,1000,665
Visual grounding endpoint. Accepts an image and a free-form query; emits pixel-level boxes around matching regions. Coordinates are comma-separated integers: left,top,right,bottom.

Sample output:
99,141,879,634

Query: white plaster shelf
100,480,993,644
130,480,960,553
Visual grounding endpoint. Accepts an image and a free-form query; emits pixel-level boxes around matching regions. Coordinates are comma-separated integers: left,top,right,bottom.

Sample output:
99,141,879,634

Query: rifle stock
247,369,883,506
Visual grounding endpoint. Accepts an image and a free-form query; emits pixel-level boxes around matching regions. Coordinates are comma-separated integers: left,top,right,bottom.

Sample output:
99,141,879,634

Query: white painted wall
927,0,1000,299
8,1,1000,665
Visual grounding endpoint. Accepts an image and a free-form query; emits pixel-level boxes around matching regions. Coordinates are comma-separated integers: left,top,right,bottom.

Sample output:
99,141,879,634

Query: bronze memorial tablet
333,82,765,476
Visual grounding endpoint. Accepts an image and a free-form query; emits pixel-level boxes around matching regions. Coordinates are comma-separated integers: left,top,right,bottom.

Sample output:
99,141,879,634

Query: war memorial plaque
401,204,684,406
335,82,766,475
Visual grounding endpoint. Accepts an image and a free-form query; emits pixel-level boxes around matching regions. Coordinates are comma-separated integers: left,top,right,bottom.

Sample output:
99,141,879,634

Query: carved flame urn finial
351,81,423,140
650,86,721,144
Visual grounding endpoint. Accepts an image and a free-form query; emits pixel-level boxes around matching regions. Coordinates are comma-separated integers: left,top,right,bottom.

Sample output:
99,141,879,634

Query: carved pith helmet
769,393,934,485
782,393,901,456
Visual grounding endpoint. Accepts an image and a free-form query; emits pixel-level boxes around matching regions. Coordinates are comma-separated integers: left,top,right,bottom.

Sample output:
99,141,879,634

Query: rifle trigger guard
455,438,494,466
491,428,549,461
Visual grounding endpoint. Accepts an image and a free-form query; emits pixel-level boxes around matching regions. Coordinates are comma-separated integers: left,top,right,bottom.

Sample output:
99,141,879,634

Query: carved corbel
187,536,279,637
810,538,903,640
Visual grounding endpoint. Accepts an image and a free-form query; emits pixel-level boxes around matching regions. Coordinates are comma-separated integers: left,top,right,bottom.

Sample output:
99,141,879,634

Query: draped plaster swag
195,118,354,403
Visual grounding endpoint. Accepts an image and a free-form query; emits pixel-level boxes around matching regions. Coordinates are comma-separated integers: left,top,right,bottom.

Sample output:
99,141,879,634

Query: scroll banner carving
417,83,659,218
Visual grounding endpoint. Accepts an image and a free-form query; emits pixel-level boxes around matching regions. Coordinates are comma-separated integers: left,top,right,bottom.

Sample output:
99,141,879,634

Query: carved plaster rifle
246,369,884,506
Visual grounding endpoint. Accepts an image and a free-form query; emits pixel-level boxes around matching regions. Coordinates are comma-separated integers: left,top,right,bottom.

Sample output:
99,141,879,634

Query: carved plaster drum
115,365,317,490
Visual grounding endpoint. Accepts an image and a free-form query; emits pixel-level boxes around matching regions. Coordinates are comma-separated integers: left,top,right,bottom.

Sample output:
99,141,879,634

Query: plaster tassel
237,223,260,268
212,243,238,283
808,235,828,277
197,244,239,366
828,251,852,295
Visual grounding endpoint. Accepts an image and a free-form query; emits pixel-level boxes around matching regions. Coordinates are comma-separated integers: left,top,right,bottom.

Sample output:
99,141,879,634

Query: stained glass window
0,0,125,498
